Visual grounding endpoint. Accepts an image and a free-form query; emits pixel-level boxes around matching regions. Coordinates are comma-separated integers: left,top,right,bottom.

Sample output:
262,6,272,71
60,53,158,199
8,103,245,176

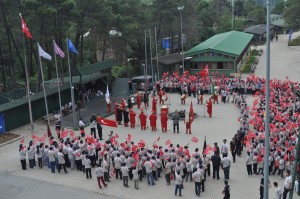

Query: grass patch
289,36,300,46
251,49,259,56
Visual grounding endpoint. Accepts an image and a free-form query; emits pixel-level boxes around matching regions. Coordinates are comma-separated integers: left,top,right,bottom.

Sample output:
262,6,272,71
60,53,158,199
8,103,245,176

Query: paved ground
0,32,300,199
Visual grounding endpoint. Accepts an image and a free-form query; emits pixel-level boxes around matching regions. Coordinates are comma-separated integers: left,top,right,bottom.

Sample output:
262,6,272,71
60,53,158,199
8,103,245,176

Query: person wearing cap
152,97,157,114
117,105,123,125
149,110,157,131
121,98,126,110
206,98,213,118
139,109,147,130
136,92,142,109
129,108,136,128
161,111,168,132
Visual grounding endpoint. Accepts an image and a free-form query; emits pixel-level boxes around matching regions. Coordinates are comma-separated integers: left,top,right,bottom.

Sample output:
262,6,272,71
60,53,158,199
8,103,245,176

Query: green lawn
289,36,300,46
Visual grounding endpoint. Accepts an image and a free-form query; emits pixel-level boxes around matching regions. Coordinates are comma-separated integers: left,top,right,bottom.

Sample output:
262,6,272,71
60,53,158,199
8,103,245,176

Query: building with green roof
184,30,254,76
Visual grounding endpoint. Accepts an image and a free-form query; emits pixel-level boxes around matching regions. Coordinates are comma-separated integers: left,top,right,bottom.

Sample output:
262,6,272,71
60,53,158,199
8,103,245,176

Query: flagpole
37,43,50,127
20,14,34,133
53,40,63,129
66,38,77,129
154,27,159,81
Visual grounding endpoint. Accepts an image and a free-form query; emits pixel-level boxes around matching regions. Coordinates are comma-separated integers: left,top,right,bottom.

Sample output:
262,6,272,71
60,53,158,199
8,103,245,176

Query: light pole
263,0,271,198
177,5,184,74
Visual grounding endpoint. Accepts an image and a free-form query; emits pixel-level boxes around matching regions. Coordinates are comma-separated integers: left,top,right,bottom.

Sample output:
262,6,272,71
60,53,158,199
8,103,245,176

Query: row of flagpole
21,13,79,131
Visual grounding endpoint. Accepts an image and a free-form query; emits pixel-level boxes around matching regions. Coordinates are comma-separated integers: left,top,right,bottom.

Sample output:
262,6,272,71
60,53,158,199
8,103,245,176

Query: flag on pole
189,101,194,122
105,85,110,103
54,41,65,58
38,44,52,60
97,117,117,128
67,39,79,54
199,65,209,78
202,136,207,154
191,136,198,143
21,16,32,39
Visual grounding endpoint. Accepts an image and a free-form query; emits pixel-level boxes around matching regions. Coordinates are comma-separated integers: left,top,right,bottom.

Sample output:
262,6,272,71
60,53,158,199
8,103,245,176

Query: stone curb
0,134,24,148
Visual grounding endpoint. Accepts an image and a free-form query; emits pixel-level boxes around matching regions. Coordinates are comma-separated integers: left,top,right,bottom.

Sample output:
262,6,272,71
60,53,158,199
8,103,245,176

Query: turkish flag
191,136,198,143
20,138,24,144
114,133,119,139
21,17,32,39
156,137,160,142
127,134,132,141
138,139,145,148
97,117,117,128
199,65,209,78
165,139,172,145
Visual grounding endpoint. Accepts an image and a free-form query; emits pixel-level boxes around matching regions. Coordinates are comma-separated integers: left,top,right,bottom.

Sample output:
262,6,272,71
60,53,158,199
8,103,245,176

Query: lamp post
177,5,184,74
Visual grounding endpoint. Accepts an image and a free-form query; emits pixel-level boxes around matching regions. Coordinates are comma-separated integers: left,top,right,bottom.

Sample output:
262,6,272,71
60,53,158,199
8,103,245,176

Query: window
211,63,217,69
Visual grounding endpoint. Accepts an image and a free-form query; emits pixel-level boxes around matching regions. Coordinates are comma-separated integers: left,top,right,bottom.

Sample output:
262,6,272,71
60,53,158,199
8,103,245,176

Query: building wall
3,89,72,132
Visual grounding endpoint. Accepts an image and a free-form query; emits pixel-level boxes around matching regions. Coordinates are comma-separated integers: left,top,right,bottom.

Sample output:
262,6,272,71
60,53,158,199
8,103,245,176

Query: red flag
199,65,209,78
20,138,24,144
138,139,145,148
189,101,194,122
32,134,39,141
127,134,132,141
21,17,32,39
165,139,172,145
70,129,75,137
115,133,119,139
97,117,117,128
191,136,198,143
156,137,160,142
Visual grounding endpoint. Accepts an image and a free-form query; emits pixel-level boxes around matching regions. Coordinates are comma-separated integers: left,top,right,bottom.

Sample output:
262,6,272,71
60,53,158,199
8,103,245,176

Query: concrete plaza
0,32,300,199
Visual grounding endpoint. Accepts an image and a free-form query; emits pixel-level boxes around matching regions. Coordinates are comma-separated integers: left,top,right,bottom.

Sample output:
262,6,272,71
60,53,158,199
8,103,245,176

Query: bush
240,56,255,74
289,36,300,46
251,49,259,56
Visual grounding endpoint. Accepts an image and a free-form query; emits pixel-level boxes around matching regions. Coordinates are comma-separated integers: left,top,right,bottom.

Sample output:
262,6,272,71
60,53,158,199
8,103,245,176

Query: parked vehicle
131,75,153,91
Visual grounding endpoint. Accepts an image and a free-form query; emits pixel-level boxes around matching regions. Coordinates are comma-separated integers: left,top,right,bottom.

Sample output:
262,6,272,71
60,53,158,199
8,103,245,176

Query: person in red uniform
121,98,126,110
158,89,165,104
114,102,118,121
149,110,157,131
129,108,136,128
185,115,192,134
161,111,168,133
152,97,157,114
206,98,213,118
106,97,111,112
136,92,142,109
139,109,147,130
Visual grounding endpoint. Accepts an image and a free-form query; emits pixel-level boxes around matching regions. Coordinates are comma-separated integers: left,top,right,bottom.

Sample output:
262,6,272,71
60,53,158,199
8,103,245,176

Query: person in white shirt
57,149,68,173
221,139,229,158
121,163,129,187
48,147,56,173
165,159,172,185
246,152,253,175
144,157,155,186
114,154,123,179
221,154,231,180
132,166,139,189
273,182,282,199
85,155,92,179
192,169,202,196
282,171,292,199
175,170,183,197
185,159,193,182
95,164,107,189
278,155,285,178
102,156,110,182
19,144,27,170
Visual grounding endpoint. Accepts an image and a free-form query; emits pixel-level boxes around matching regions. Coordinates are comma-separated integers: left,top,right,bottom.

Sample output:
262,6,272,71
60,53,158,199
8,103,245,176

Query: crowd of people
18,73,300,199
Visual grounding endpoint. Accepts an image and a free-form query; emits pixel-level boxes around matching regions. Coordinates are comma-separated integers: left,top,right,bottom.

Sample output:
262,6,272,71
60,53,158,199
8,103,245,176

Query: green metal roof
185,31,254,57
191,56,235,62
271,18,286,28
0,84,70,112
44,73,109,85
77,60,117,76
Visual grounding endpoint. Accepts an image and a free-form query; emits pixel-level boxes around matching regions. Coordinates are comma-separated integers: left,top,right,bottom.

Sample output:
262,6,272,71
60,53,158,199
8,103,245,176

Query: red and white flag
21,16,32,39
114,133,119,139
165,139,172,145
127,134,132,141
97,117,117,128
138,139,145,148
191,136,198,143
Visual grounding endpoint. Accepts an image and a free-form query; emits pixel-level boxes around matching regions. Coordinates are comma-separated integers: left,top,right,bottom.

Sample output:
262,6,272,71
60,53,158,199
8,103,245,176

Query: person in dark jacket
117,106,123,125
96,114,103,140
211,151,221,179
123,108,129,127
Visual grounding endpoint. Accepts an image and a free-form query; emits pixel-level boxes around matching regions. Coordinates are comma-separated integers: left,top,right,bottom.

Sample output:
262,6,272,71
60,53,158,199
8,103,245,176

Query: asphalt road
0,172,120,199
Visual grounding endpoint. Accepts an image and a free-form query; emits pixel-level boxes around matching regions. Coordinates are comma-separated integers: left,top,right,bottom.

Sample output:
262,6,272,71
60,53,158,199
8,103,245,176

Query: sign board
0,112,5,134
